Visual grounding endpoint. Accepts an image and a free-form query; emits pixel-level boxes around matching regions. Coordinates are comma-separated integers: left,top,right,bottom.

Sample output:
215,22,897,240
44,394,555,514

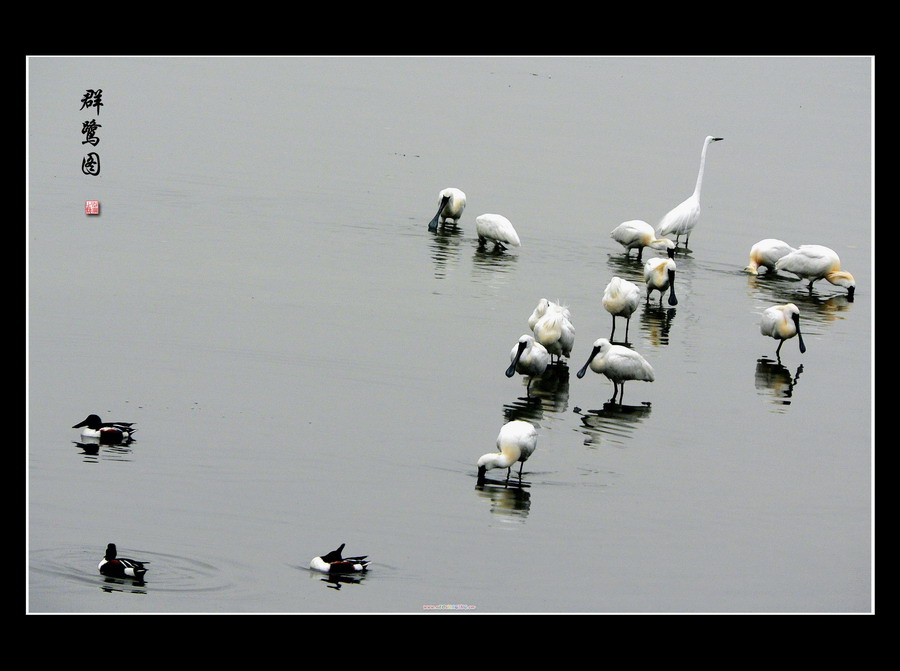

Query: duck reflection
99,575,148,594
474,478,532,519
755,356,804,405
315,572,367,590
74,439,134,462
575,403,653,448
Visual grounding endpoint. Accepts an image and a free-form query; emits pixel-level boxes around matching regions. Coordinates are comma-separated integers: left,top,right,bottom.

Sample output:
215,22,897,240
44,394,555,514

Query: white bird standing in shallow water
644,257,678,306
477,420,538,484
602,276,642,342
428,187,466,231
576,338,655,405
774,244,856,300
744,239,796,275
760,303,807,357
506,334,550,389
657,135,724,250
610,219,677,261
475,213,521,250
527,298,563,331
532,302,575,362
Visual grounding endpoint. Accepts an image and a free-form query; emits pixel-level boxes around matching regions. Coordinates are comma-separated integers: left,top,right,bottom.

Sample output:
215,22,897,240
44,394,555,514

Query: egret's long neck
693,140,712,199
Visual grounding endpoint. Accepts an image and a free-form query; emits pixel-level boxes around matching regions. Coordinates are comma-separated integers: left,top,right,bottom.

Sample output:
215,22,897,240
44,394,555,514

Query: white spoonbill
744,238,796,275
428,187,466,231
610,219,677,261
476,420,538,484
475,213,521,250
576,338,655,405
643,257,678,306
506,334,551,386
527,298,564,331
657,135,724,249
774,244,856,300
532,302,575,361
760,303,807,357
602,276,642,342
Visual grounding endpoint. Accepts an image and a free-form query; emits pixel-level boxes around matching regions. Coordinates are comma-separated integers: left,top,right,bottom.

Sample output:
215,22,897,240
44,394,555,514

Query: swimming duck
98,543,148,579
72,414,136,444
310,543,370,574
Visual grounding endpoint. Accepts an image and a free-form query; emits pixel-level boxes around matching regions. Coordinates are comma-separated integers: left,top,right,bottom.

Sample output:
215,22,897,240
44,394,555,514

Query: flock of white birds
427,136,857,486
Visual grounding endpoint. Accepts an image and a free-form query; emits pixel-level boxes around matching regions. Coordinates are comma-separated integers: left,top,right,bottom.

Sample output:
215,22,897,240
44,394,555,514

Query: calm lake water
27,56,872,613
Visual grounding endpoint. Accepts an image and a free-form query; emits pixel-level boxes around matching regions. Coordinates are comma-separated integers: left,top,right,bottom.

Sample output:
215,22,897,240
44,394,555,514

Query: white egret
576,337,655,405
476,420,538,484
657,135,724,249
532,302,575,362
610,219,676,261
506,334,550,389
643,257,678,306
774,244,856,300
475,213,521,250
744,238,796,275
760,303,807,357
602,276,642,341
428,187,466,231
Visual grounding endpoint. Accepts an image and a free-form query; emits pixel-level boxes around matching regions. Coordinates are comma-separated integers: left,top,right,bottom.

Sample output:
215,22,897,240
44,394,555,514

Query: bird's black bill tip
505,365,516,378
668,293,678,306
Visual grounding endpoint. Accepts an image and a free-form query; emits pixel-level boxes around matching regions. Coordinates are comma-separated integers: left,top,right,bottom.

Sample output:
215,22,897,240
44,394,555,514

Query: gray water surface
28,56,872,613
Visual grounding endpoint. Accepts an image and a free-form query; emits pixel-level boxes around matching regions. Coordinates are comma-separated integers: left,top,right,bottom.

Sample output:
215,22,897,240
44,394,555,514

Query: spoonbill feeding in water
506,334,550,389
476,420,538,484
643,257,678,306
310,543,370,574
657,135,723,250
774,244,856,300
610,219,677,261
475,213,521,250
532,302,575,362
744,239,796,275
602,276,642,342
760,303,807,357
576,338,655,405
428,188,466,231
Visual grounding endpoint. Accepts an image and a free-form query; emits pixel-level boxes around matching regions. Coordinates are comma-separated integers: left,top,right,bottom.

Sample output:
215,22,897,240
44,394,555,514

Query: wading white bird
602,276,642,341
744,238,796,275
532,302,575,361
527,298,563,331
506,334,551,387
774,244,856,300
576,338,655,405
428,187,466,231
475,213,521,250
610,219,677,261
657,135,724,249
760,303,807,357
643,257,678,306
310,543,370,574
476,420,538,483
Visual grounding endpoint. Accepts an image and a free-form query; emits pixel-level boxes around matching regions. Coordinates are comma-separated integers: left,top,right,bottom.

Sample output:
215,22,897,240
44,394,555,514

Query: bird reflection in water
504,362,570,422
428,222,465,280
639,305,676,347
755,356,804,406
316,572,367,590
575,403,653,448
99,575,148,594
474,478,532,520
